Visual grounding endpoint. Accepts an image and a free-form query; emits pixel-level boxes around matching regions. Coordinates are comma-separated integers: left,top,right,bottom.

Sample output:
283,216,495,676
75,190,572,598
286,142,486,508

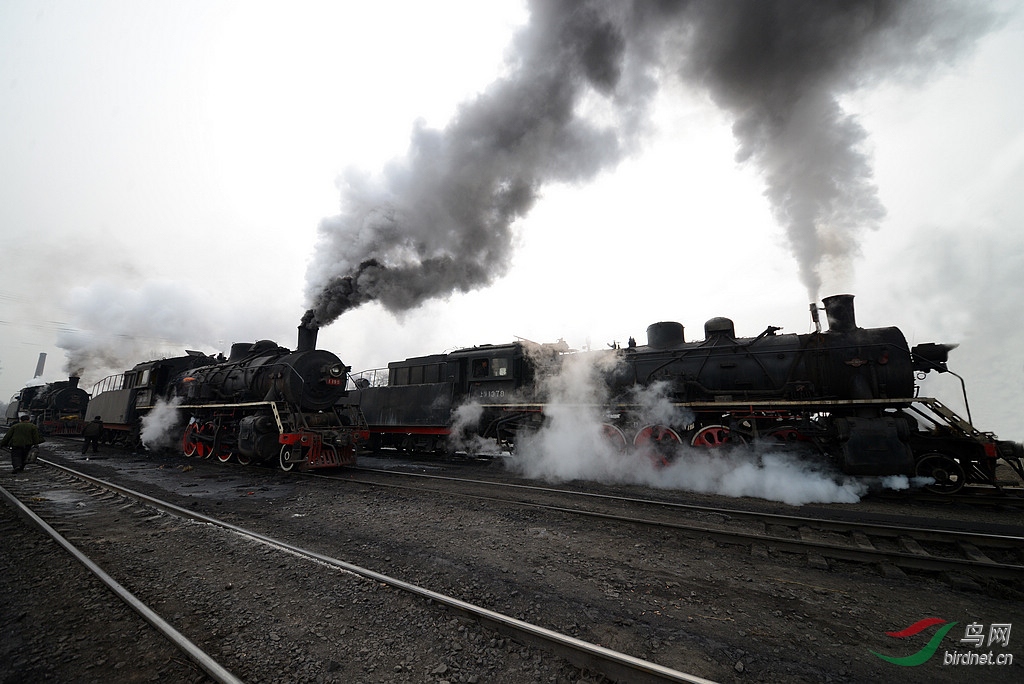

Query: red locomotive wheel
181,423,198,457
193,422,216,459
601,424,628,453
690,425,734,448
633,425,683,467
633,424,683,447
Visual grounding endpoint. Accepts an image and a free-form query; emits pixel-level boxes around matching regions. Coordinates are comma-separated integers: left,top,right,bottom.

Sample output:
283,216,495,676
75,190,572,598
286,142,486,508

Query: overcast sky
1,1,1022,443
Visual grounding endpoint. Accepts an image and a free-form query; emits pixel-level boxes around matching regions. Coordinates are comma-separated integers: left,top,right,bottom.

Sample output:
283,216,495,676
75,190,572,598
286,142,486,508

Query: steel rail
0,480,244,684
346,466,1024,547
37,458,717,684
337,469,1024,580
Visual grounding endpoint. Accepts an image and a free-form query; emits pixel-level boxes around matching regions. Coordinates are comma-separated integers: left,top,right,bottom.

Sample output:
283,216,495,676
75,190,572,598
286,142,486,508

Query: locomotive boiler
171,332,347,411
608,294,923,475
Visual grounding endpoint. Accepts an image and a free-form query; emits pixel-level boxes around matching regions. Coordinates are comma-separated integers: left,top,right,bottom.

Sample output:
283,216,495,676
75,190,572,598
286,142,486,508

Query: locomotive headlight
328,364,344,378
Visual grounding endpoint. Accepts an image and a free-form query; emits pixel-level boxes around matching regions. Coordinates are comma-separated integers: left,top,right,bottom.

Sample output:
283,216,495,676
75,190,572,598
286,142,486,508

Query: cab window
424,364,440,383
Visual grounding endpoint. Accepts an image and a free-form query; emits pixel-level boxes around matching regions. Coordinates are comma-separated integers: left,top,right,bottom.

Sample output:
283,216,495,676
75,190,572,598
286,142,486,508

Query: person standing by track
1,414,44,473
81,416,103,455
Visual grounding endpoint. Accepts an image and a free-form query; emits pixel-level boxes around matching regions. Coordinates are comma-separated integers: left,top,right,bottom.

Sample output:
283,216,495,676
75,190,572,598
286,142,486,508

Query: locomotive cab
450,343,529,403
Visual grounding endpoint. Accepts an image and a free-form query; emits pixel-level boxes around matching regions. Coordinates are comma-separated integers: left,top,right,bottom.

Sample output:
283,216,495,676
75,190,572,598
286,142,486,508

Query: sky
1,1,1022,444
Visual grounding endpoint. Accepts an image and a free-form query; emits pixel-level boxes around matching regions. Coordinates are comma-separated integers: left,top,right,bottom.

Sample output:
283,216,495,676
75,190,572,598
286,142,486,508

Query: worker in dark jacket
1,414,44,473
81,416,103,455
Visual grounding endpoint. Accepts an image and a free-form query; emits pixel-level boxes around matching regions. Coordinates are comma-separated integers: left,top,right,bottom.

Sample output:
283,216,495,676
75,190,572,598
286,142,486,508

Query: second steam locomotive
348,294,1023,493
85,320,364,471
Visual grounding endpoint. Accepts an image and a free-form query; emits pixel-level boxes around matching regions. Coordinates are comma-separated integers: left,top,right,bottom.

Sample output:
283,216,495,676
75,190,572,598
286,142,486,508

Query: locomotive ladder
904,397,1024,483
908,397,986,439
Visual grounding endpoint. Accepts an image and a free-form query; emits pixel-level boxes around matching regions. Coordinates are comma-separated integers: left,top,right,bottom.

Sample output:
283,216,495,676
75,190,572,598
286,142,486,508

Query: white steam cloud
139,396,183,450
449,400,498,455
56,279,218,383
507,350,893,506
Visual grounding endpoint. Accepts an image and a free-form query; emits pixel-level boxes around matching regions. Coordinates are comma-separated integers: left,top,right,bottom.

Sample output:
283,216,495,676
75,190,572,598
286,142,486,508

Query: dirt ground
2,439,1023,683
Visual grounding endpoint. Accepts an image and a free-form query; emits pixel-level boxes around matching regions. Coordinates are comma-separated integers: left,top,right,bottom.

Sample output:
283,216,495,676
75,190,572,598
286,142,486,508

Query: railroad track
0,467,243,683
3,459,716,684
339,466,1024,584
873,487,1024,508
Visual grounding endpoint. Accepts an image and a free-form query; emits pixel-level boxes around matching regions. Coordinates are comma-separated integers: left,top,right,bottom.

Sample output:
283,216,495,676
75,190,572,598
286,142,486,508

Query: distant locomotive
5,377,90,435
350,295,1024,493
86,320,364,471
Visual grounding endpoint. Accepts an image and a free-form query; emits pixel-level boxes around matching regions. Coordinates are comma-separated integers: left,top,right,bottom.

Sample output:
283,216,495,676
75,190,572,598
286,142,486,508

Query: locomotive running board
478,397,925,411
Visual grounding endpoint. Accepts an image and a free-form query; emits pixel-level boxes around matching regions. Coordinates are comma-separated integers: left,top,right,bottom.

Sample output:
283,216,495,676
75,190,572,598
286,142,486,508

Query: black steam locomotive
350,295,1024,493
86,322,364,471
5,377,90,435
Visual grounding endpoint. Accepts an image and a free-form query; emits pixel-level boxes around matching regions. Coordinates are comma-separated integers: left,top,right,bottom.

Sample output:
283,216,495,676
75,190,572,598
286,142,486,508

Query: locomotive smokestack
297,309,319,352
68,376,80,389
822,294,857,332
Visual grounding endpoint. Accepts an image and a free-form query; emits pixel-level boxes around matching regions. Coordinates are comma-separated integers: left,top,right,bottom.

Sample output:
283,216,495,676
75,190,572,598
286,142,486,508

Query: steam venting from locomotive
304,0,996,327
510,342,878,505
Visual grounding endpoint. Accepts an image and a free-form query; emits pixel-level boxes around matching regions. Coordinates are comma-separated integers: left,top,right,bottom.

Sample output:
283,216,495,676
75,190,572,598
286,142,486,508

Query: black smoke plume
305,0,997,326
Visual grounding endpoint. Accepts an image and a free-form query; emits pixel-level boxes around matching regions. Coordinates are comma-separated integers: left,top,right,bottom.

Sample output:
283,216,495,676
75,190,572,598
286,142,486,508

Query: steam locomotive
349,295,1024,493
85,321,364,471
5,377,90,435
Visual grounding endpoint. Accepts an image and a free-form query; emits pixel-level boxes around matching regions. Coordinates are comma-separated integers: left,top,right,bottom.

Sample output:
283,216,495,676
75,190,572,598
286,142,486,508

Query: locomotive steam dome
704,317,736,339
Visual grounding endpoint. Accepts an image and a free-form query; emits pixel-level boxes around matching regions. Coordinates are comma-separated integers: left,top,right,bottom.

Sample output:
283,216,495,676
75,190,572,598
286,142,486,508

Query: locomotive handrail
475,397,925,410
349,367,389,389
89,373,125,396
139,400,281,410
